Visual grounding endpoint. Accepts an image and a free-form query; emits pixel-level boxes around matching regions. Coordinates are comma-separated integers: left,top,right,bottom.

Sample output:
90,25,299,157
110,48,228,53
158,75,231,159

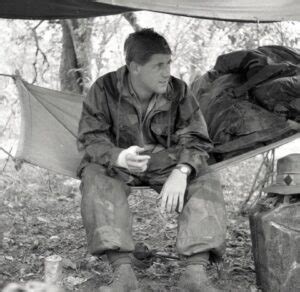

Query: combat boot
177,264,221,292
98,263,141,292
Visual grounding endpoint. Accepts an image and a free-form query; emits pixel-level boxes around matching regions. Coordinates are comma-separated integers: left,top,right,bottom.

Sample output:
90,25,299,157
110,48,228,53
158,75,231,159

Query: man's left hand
160,169,188,213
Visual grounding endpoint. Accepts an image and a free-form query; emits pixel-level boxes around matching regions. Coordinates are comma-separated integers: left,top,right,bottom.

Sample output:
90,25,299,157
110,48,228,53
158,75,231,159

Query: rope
0,73,17,78
240,150,275,215
0,146,15,158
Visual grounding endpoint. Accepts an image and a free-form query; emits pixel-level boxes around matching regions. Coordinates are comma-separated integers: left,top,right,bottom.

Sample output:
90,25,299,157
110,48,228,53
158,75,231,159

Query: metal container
249,201,300,292
44,255,63,285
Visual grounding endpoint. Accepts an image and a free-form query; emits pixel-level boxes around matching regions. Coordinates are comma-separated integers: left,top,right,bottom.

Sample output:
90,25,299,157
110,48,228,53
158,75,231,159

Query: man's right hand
117,146,150,172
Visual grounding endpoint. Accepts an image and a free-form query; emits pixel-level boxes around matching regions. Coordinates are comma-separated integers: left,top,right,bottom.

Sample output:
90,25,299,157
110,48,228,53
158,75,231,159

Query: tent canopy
1,0,300,22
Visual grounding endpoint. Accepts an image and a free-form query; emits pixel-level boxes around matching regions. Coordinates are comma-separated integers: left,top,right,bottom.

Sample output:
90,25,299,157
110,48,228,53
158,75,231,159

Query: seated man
77,28,226,292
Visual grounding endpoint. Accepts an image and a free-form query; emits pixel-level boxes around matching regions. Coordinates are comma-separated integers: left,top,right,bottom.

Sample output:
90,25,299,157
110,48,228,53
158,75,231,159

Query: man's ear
129,61,140,76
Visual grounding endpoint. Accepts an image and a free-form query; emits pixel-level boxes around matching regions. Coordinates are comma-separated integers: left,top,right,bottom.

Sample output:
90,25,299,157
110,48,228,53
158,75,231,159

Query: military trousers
79,153,226,259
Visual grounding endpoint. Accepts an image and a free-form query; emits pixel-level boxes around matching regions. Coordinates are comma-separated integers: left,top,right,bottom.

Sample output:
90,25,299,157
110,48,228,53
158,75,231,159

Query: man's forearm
85,142,123,168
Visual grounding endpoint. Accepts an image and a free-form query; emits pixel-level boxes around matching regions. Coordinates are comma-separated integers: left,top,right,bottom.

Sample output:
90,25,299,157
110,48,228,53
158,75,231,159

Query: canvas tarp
1,0,300,22
15,78,84,178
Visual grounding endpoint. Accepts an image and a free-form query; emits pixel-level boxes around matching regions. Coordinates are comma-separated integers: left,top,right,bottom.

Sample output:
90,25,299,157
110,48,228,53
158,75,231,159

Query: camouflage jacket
77,66,212,177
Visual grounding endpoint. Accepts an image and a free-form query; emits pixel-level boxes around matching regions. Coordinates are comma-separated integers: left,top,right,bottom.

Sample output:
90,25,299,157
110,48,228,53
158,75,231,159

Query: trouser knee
80,163,131,200
187,172,224,203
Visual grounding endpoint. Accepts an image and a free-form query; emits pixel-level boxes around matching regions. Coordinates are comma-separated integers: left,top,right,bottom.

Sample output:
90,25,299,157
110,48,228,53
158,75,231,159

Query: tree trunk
123,12,142,32
59,19,93,94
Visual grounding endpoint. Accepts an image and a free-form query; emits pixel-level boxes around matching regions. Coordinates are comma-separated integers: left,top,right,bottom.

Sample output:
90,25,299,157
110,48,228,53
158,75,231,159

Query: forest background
0,11,300,291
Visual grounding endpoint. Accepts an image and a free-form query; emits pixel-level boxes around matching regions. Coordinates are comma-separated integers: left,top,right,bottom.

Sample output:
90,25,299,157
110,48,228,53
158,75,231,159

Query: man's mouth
159,81,168,85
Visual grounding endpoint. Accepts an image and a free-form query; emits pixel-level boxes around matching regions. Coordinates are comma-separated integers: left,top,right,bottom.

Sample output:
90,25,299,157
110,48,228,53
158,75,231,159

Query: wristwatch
175,164,191,176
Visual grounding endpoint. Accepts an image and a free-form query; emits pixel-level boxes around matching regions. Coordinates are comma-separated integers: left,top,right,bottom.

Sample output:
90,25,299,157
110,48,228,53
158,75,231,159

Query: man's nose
162,64,170,78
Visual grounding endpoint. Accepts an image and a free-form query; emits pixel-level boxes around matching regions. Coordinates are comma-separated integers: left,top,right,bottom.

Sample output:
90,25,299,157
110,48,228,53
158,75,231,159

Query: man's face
135,54,171,95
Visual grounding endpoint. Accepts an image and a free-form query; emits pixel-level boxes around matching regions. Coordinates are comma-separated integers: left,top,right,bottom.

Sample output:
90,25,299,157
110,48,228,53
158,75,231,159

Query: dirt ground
0,158,262,292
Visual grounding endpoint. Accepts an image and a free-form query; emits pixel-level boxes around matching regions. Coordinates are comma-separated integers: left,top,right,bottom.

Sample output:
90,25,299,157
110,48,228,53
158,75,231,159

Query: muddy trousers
80,163,226,258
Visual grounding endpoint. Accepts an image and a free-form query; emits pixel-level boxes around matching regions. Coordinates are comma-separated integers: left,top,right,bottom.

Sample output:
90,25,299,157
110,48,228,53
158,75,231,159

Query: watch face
178,165,189,174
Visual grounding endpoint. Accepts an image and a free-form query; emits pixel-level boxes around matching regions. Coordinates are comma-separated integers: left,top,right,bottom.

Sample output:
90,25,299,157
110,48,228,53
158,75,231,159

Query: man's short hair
124,28,172,66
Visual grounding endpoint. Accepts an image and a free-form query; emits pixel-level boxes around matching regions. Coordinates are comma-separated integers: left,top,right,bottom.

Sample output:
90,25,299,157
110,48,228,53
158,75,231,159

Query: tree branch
31,20,50,84
95,16,122,76
0,73,17,79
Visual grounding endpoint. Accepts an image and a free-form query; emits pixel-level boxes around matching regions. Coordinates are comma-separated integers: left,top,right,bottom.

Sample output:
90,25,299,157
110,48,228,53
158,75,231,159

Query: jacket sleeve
77,81,123,169
175,84,213,177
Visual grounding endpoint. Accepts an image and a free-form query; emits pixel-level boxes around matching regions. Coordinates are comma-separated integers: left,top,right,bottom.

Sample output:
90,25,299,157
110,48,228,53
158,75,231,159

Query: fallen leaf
49,235,60,241
37,217,50,223
64,276,87,287
62,258,77,270
5,256,14,261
